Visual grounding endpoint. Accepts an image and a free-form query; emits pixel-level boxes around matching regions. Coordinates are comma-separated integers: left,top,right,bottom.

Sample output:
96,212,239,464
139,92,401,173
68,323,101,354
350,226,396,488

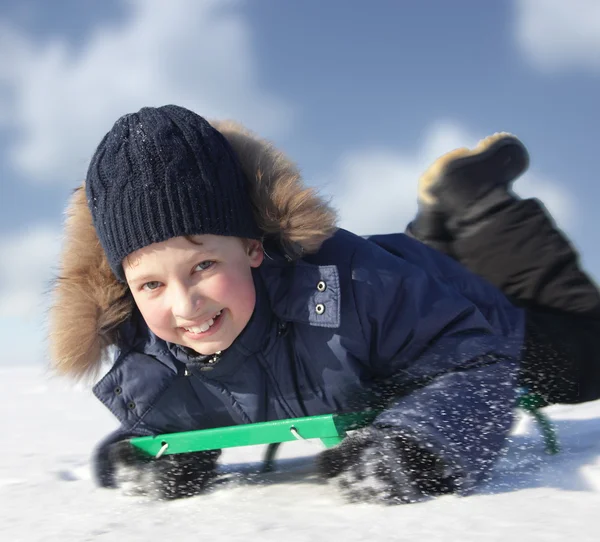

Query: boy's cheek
227,278,257,321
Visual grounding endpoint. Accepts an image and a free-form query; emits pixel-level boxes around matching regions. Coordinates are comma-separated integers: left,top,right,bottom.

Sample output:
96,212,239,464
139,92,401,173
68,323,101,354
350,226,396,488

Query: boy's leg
453,195,600,317
410,135,600,403
452,194,600,403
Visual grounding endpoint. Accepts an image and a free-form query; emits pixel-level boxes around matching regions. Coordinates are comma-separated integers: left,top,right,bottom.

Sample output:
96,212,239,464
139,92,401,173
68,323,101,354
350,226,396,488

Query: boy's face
124,234,264,355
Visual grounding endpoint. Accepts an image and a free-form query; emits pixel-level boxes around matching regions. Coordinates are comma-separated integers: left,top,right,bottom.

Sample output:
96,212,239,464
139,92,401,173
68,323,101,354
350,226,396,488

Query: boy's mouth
182,310,223,335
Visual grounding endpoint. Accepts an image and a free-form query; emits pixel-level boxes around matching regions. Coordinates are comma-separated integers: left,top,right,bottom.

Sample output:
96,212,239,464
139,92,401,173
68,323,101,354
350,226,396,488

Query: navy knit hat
86,105,261,281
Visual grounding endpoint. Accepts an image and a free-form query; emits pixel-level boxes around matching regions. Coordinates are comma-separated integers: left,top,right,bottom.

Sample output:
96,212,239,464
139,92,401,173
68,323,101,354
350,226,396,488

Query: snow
2,366,599,541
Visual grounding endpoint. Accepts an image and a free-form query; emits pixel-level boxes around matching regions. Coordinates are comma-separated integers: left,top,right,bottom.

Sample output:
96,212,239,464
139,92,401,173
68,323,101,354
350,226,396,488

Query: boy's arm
319,242,520,503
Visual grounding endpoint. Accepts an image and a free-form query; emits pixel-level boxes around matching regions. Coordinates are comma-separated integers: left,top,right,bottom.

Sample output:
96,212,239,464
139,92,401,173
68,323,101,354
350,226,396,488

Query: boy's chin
182,336,234,356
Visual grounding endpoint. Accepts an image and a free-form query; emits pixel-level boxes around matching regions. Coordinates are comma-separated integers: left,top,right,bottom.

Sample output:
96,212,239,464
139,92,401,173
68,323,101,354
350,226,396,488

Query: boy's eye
142,281,162,292
195,260,215,272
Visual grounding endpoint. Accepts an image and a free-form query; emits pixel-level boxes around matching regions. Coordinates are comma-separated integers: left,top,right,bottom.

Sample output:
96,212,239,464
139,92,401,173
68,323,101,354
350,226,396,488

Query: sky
0,0,599,366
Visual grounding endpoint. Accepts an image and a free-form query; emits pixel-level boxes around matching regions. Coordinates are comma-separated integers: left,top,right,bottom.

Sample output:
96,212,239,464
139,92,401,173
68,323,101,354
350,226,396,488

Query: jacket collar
259,246,341,329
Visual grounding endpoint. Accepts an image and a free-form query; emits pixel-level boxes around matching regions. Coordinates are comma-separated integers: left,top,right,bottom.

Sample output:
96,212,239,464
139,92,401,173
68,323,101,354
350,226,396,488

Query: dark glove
104,440,221,499
317,427,456,504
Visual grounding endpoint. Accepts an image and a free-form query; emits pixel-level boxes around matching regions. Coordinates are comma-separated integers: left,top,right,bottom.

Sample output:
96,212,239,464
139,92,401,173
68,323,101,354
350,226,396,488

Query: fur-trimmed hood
49,120,338,379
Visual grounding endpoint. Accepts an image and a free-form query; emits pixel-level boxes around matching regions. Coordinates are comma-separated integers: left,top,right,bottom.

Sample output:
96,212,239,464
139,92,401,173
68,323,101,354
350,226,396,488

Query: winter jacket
49,120,526,494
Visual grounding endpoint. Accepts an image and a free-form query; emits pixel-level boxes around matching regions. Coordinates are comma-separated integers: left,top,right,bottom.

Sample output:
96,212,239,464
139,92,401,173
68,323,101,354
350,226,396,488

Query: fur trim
49,187,132,379
210,120,337,258
49,121,338,378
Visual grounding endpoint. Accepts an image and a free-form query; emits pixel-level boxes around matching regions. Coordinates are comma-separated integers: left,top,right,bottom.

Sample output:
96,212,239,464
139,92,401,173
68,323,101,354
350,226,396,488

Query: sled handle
130,410,377,458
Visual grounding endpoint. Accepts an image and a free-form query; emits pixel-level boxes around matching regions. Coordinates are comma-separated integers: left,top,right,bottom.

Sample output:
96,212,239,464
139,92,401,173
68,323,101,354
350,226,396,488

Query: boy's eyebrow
126,248,220,284
126,271,160,284
187,246,218,258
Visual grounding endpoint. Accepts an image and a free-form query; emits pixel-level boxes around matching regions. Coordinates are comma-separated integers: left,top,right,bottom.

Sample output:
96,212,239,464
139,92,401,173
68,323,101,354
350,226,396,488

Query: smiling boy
49,105,600,503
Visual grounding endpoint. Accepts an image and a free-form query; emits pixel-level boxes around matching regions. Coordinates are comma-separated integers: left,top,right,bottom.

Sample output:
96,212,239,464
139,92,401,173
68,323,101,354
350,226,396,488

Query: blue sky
1,0,599,366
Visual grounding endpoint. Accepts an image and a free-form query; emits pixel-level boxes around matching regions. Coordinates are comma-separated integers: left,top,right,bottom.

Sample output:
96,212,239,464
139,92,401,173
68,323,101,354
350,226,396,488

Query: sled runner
129,391,559,470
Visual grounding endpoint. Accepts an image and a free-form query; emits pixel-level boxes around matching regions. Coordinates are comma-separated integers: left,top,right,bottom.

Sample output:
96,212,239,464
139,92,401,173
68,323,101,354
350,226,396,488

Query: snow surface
1,366,599,541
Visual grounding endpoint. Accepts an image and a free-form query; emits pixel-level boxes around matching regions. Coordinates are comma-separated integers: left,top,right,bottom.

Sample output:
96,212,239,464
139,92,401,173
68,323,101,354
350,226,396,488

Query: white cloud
324,121,575,236
0,226,62,364
514,0,600,73
0,0,292,184
0,226,61,319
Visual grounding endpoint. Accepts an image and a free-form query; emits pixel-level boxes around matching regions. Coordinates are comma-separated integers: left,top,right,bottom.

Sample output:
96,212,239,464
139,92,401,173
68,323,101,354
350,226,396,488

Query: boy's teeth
202,318,214,331
185,311,221,334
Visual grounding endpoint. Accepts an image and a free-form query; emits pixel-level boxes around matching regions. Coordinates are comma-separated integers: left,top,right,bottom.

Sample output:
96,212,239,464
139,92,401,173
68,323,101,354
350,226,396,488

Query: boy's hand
106,440,221,499
316,427,455,504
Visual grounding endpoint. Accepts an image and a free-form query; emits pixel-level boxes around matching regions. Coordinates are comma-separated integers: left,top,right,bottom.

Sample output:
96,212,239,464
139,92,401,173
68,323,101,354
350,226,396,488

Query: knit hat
85,105,261,281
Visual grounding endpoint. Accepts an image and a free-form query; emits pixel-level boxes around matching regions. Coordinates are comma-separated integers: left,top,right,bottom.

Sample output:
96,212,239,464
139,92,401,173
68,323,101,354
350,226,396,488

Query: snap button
127,401,136,410
317,281,326,292
114,386,122,395
315,303,325,315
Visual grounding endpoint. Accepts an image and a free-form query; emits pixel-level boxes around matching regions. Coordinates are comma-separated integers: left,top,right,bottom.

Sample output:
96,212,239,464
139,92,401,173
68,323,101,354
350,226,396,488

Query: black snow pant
427,196,600,405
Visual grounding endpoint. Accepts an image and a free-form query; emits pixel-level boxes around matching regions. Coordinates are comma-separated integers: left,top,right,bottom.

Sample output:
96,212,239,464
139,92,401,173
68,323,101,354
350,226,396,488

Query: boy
50,105,600,503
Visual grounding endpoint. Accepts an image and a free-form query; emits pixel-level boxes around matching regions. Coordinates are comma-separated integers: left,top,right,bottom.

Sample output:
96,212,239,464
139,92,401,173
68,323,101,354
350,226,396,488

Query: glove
103,440,221,499
317,427,456,504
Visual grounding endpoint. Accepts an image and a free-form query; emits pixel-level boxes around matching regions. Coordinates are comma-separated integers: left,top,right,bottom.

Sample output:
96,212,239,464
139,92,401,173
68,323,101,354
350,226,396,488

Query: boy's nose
172,286,203,319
